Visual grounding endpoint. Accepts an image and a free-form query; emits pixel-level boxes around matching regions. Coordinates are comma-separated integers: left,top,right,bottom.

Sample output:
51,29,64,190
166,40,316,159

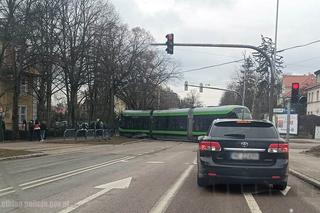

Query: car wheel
273,182,287,190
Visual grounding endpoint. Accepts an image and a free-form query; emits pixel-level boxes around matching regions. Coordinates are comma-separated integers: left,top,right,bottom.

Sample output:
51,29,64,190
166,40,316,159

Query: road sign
273,108,284,113
273,108,295,114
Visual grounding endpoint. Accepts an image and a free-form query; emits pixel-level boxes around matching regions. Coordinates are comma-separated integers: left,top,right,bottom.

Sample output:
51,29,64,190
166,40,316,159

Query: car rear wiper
223,134,246,139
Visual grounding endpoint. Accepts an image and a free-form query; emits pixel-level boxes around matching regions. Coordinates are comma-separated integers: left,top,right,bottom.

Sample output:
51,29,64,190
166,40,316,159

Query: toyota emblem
241,142,249,148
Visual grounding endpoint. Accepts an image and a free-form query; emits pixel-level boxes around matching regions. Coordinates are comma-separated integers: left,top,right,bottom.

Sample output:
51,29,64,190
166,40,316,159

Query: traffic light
184,81,188,91
165,34,174,54
291,82,299,103
200,83,203,93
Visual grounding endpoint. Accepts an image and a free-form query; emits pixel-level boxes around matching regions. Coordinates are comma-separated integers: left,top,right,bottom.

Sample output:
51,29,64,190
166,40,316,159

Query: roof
314,70,320,75
213,119,273,125
122,110,151,117
306,83,320,91
123,105,249,117
153,108,190,116
282,74,316,89
192,105,247,115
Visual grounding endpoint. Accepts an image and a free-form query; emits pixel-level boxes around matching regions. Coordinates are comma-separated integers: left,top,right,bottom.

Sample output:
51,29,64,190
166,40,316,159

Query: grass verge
0,149,36,158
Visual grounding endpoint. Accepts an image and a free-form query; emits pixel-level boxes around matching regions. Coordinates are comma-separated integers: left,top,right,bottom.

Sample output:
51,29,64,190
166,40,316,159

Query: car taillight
268,143,289,153
199,141,221,152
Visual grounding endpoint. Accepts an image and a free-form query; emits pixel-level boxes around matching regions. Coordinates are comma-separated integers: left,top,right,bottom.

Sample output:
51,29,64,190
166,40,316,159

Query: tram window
193,115,218,132
121,116,149,130
153,117,168,130
168,116,187,131
153,116,187,131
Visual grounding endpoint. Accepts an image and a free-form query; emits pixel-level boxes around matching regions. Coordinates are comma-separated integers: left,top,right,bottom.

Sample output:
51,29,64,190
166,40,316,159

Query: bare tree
179,89,202,108
116,27,179,110
57,0,105,127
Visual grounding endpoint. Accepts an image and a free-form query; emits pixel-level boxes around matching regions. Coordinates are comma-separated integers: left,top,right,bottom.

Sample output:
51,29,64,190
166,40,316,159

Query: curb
0,153,47,161
289,168,320,189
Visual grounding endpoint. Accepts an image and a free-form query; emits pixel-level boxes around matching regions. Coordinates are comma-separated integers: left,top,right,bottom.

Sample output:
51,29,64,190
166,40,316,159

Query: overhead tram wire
180,59,244,73
277,39,320,53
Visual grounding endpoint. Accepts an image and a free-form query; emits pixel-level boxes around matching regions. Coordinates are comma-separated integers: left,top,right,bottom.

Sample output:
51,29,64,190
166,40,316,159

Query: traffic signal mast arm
151,41,275,121
186,83,243,100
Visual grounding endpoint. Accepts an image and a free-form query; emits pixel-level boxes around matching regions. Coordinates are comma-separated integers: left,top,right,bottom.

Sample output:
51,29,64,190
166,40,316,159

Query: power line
178,39,320,74
180,59,244,73
278,39,320,53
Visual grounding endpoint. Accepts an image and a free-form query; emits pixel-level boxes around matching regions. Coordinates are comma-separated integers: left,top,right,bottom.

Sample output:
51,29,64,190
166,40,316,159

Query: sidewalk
289,138,320,143
290,149,320,188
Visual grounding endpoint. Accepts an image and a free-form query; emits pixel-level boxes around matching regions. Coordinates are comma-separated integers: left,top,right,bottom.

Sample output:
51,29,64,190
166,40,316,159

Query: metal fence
63,128,112,140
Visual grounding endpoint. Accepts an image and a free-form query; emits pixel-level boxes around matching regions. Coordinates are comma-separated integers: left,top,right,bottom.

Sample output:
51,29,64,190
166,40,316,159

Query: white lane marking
280,186,291,196
58,177,132,213
19,156,131,187
243,193,262,213
120,160,129,163
0,190,16,197
0,187,14,193
146,161,164,164
21,156,135,190
150,163,195,213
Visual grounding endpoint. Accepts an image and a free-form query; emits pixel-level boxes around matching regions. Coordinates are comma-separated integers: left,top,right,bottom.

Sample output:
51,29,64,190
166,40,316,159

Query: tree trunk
70,87,78,127
12,75,20,139
38,78,46,121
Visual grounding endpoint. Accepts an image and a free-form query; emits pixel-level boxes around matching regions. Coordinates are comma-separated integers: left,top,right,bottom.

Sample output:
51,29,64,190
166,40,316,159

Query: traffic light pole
151,42,275,121
286,101,291,142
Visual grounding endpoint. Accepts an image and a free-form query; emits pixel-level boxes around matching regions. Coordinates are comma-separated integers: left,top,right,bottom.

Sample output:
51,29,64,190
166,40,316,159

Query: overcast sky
112,0,320,106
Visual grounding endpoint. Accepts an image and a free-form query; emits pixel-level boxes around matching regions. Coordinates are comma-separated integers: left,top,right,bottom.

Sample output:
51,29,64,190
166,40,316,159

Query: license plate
230,152,259,160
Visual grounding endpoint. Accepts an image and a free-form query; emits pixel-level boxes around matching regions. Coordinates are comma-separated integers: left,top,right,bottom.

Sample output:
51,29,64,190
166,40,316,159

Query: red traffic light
292,83,299,90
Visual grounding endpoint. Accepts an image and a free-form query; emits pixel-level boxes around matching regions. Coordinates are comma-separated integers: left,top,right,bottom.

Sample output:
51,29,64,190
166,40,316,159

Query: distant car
197,119,288,190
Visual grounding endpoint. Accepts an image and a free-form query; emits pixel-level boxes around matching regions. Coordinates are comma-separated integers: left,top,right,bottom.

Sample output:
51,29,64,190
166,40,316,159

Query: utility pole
242,63,246,106
286,101,290,142
152,42,275,121
272,0,280,122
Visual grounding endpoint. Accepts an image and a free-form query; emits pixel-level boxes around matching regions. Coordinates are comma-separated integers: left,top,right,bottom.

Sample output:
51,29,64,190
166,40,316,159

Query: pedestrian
28,120,34,141
22,120,27,139
0,119,5,141
34,120,41,141
40,122,47,142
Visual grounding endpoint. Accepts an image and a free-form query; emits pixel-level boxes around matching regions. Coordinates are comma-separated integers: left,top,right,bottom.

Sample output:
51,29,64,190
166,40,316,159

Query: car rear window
210,121,279,139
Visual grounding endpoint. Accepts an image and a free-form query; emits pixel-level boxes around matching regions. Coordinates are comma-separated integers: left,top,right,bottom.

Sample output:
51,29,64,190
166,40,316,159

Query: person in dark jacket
28,120,34,141
34,120,41,141
40,122,47,142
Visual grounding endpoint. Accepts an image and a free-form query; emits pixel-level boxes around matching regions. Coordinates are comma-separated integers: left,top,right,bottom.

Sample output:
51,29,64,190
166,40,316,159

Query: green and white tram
119,105,252,140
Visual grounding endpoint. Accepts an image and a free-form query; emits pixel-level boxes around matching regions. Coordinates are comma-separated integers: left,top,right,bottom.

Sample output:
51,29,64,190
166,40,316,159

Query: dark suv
197,119,288,190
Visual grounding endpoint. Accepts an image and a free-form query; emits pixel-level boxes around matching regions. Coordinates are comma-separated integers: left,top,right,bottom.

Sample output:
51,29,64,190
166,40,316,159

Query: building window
308,93,311,102
18,105,27,124
312,92,314,102
317,91,319,101
20,78,28,95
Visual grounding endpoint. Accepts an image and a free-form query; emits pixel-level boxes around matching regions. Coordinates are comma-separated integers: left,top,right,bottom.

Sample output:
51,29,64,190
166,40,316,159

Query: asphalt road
0,140,319,213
